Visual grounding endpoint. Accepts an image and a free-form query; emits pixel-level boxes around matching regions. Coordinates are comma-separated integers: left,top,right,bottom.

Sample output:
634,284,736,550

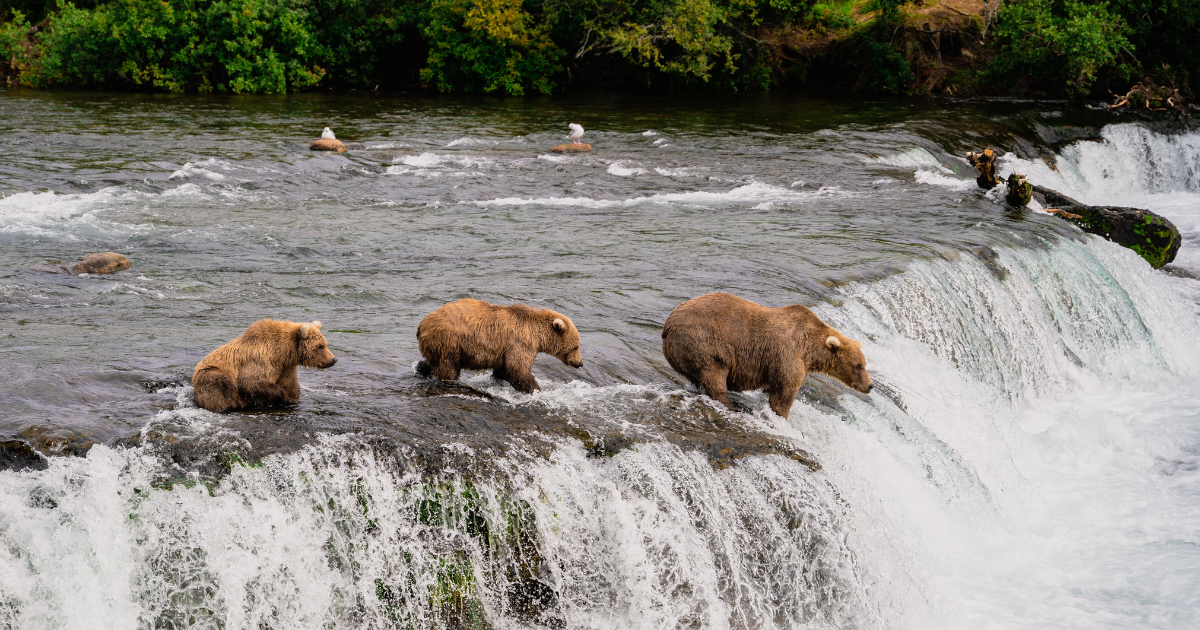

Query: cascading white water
2,122,1199,629
3,233,1198,629
999,123,1200,300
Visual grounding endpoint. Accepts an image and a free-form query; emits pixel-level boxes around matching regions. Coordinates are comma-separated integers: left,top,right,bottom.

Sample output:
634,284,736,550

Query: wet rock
1005,173,1032,206
310,138,347,152
966,148,1000,189
0,440,49,472
550,143,591,153
1032,185,1182,268
343,142,366,150
1055,204,1181,268
71,252,131,275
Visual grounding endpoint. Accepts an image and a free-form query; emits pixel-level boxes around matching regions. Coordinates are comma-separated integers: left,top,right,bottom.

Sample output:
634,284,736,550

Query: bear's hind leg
430,358,460,382
194,368,240,413
697,368,736,411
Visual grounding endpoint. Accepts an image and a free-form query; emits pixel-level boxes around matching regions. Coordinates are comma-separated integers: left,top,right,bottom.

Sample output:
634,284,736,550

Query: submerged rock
550,143,591,153
310,138,347,152
1005,173,1032,206
71,252,131,275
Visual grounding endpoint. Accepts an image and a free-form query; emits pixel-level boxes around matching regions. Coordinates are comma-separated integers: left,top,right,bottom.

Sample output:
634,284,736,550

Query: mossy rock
1059,205,1181,268
1005,173,1032,207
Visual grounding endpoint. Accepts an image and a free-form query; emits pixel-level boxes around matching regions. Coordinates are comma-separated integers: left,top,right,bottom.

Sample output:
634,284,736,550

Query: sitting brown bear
662,292,872,418
416,298,583,393
192,320,337,412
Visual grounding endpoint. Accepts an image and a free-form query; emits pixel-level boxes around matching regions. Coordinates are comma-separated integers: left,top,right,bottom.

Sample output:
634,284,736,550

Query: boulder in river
1032,185,1182,268
550,143,592,153
71,252,131,275
310,138,347,152
1005,173,1032,206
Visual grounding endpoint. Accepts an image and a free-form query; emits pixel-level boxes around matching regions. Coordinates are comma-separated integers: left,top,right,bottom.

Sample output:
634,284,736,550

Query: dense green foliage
0,0,890,93
1,0,1198,97
991,0,1200,95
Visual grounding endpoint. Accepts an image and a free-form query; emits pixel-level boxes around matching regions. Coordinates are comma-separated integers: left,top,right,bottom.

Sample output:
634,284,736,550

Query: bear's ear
552,318,567,334
300,324,312,339
825,335,842,351
312,320,322,329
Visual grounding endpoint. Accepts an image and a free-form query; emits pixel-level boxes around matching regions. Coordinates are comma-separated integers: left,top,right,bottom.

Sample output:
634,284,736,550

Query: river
1,90,1198,629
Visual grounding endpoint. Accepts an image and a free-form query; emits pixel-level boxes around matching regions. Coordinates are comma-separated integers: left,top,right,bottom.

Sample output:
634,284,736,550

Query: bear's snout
324,356,338,368
570,358,583,368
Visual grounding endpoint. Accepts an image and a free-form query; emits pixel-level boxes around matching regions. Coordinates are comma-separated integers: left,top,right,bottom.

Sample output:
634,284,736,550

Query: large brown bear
662,292,872,418
192,320,337,412
416,299,583,393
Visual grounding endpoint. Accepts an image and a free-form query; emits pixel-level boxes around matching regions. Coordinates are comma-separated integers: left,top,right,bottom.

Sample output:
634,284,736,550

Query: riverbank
0,0,1196,99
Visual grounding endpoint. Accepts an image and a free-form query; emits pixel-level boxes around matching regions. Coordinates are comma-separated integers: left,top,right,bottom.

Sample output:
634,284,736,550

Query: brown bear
192,320,337,412
416,299,583,393
662,292,872,418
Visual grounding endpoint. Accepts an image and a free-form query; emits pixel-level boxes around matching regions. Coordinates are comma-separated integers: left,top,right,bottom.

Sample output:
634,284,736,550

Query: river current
1,91,1198,629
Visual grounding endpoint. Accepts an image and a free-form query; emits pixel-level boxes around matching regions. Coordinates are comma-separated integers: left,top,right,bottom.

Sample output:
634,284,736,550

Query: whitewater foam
472,181,843,209
606,161,647,177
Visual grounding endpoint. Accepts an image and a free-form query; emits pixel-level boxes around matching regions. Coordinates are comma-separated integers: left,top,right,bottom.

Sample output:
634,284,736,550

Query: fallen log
965,150,1182,268
1032,185,1181,268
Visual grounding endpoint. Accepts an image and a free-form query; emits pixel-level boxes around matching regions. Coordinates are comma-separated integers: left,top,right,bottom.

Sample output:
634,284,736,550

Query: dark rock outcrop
1033,185,1182,268
71,252,131,275
0,440,49,472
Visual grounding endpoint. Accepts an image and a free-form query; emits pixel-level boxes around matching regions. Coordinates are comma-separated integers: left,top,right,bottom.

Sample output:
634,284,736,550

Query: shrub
420,0,562,95
991,0,1134,95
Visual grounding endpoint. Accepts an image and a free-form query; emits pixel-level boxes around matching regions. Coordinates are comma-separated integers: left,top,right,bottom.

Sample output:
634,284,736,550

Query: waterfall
2,123,1199,629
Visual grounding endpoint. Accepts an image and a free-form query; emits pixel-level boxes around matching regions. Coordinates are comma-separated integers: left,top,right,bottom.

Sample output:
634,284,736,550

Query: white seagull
566,123,584,144
321,127,336,140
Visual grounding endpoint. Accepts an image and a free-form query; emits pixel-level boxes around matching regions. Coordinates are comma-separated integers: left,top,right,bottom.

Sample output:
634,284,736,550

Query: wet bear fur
416,298,583,393
193,320,337,412
662,292,873,418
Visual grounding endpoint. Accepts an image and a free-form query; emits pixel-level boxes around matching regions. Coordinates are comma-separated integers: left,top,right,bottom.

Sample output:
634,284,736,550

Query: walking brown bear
416,298,583,393
662,292,872,418
193,319,337,412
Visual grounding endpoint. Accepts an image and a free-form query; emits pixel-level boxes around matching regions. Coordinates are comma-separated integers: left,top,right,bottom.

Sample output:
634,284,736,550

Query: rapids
1,91,1198,629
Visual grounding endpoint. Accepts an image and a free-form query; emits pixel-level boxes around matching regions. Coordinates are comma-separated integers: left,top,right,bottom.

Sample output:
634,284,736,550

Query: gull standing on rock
321,127,336,140
566,123,584,145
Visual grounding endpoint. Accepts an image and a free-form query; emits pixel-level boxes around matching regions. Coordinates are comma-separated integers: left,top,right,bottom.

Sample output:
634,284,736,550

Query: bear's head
547,316,583,368
821,333,872,394
298,321,338,369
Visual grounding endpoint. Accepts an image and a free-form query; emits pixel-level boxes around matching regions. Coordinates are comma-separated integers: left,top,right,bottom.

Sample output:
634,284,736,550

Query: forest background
0,0,1197,100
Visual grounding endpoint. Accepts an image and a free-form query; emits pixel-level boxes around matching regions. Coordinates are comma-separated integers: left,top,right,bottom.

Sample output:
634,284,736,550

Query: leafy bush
991,0,1134,95
420,0,561,95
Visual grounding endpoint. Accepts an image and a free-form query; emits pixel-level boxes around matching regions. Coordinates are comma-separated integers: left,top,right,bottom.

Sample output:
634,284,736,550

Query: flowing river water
1,91,1198,629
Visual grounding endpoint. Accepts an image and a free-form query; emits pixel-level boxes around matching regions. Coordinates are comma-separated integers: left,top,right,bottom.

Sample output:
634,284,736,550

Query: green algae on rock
1005,173,1032,207
1061,205,1181,268
1032,185,1182,268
